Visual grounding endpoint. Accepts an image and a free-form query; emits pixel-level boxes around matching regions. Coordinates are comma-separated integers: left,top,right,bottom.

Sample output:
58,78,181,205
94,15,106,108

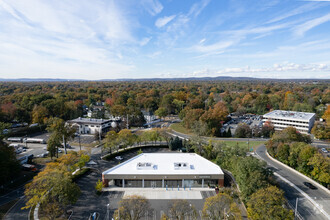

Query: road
3,196,29,220
256,145,330,220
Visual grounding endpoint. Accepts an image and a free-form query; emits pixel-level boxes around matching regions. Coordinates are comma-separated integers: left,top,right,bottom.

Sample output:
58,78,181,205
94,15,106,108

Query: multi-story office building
263,110,315,134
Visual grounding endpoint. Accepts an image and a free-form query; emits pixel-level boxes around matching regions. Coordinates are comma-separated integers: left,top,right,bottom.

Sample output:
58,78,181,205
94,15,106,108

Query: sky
0,0,330,80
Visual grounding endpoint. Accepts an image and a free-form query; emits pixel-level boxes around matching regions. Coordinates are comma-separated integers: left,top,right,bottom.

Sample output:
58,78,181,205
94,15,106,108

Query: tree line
0,80,328,136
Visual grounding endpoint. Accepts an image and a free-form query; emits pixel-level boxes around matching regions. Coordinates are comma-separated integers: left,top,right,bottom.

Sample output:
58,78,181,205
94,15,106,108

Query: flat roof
68,117,111,124
263,110,315,121
103,153,223,176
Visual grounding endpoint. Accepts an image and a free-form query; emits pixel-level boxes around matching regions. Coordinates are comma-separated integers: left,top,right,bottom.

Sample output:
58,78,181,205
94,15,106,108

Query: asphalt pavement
256,145,330,220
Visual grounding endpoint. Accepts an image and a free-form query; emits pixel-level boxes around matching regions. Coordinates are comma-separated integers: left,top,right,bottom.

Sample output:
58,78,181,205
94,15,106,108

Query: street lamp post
78,134,81,151
106,204,110,220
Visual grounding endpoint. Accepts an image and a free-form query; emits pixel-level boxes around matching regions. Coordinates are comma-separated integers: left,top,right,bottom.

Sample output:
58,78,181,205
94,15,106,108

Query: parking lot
223,114,263,135
6,131,97,159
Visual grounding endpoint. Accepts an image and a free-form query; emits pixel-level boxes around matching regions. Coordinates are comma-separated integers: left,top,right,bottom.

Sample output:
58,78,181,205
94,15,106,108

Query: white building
263,110,315,134
68,117,116,134
141,110,157,124
102,153,224,188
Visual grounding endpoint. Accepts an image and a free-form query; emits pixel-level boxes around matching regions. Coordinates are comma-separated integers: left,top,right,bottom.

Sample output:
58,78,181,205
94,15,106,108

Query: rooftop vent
137,162,156,170
174,162,190,170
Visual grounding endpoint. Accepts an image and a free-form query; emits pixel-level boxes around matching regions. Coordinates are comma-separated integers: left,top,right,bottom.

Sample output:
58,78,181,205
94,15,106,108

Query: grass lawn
170,123,194,135
213,140,265,151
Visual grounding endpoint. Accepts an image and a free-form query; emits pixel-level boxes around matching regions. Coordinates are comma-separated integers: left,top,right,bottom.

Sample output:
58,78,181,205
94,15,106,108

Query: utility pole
126,114,129,129
63,134,67,154
99,127,102,143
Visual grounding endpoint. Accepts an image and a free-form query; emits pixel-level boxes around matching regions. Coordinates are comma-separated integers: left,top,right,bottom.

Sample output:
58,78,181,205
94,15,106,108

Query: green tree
247,186,293,220
155,107,167,120
0,142,20,185
95,179,103,194
47,134,61,159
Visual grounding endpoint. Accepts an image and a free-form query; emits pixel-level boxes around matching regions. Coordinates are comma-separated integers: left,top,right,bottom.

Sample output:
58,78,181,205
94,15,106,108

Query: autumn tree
104,130,119,154
32,105,49,128
235,123,252,138
47,117,76,154
200,101,229,136
323,105,330,126
113,195,153,220
202,193,241,220
117,129,135,150
247,186,293,220
308,153,330,186
24,155,81,218
168,199,197,219
311,122,329,140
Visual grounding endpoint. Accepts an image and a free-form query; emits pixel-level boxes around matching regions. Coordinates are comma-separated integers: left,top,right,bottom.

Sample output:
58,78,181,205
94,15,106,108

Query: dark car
303,182,317,190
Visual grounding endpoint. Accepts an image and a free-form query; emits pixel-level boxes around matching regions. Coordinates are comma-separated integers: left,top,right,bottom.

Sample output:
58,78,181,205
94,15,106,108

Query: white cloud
293,13,330,36
188,0,211,17
192,40,235,53
140,37,152,46
141,0,163,16
267,3,322,24
155,15,176,28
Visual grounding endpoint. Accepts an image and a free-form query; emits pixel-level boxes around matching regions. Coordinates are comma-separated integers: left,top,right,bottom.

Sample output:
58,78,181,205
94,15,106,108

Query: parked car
321,148,328,153
303,182,317,190
115,156,123,160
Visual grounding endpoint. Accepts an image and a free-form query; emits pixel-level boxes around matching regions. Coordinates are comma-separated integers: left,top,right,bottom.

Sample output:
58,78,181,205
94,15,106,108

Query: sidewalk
103,187,215,200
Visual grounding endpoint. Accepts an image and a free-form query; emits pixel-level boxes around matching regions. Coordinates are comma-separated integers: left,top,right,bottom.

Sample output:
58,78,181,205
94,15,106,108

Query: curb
33,203,39,220
265,151,330,195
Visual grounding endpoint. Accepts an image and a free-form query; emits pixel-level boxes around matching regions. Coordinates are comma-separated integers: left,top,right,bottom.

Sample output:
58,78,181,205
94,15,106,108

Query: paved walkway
103,187,216,200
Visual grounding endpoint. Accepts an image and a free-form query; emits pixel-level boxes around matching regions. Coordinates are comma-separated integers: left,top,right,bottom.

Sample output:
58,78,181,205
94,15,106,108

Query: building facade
67,117,116,134
263,110,315,134
102,153,224,188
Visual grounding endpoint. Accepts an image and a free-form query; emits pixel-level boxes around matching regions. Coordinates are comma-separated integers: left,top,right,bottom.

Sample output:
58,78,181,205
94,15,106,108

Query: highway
256,145,330,220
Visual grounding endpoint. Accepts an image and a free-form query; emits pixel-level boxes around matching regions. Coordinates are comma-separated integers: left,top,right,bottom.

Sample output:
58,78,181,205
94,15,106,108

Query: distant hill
0,76,328,82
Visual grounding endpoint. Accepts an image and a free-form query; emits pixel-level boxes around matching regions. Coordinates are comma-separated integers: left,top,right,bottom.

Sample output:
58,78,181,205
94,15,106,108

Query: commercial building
67,117,117,134
102,153,224,188
262,110,315,134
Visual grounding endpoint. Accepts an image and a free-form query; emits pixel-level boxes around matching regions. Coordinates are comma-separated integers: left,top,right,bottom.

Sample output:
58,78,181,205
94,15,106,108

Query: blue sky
0,0,330,79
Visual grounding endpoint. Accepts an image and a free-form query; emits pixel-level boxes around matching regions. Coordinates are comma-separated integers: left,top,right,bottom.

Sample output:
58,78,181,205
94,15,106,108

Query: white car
321,148,328,153
115,156,123,160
